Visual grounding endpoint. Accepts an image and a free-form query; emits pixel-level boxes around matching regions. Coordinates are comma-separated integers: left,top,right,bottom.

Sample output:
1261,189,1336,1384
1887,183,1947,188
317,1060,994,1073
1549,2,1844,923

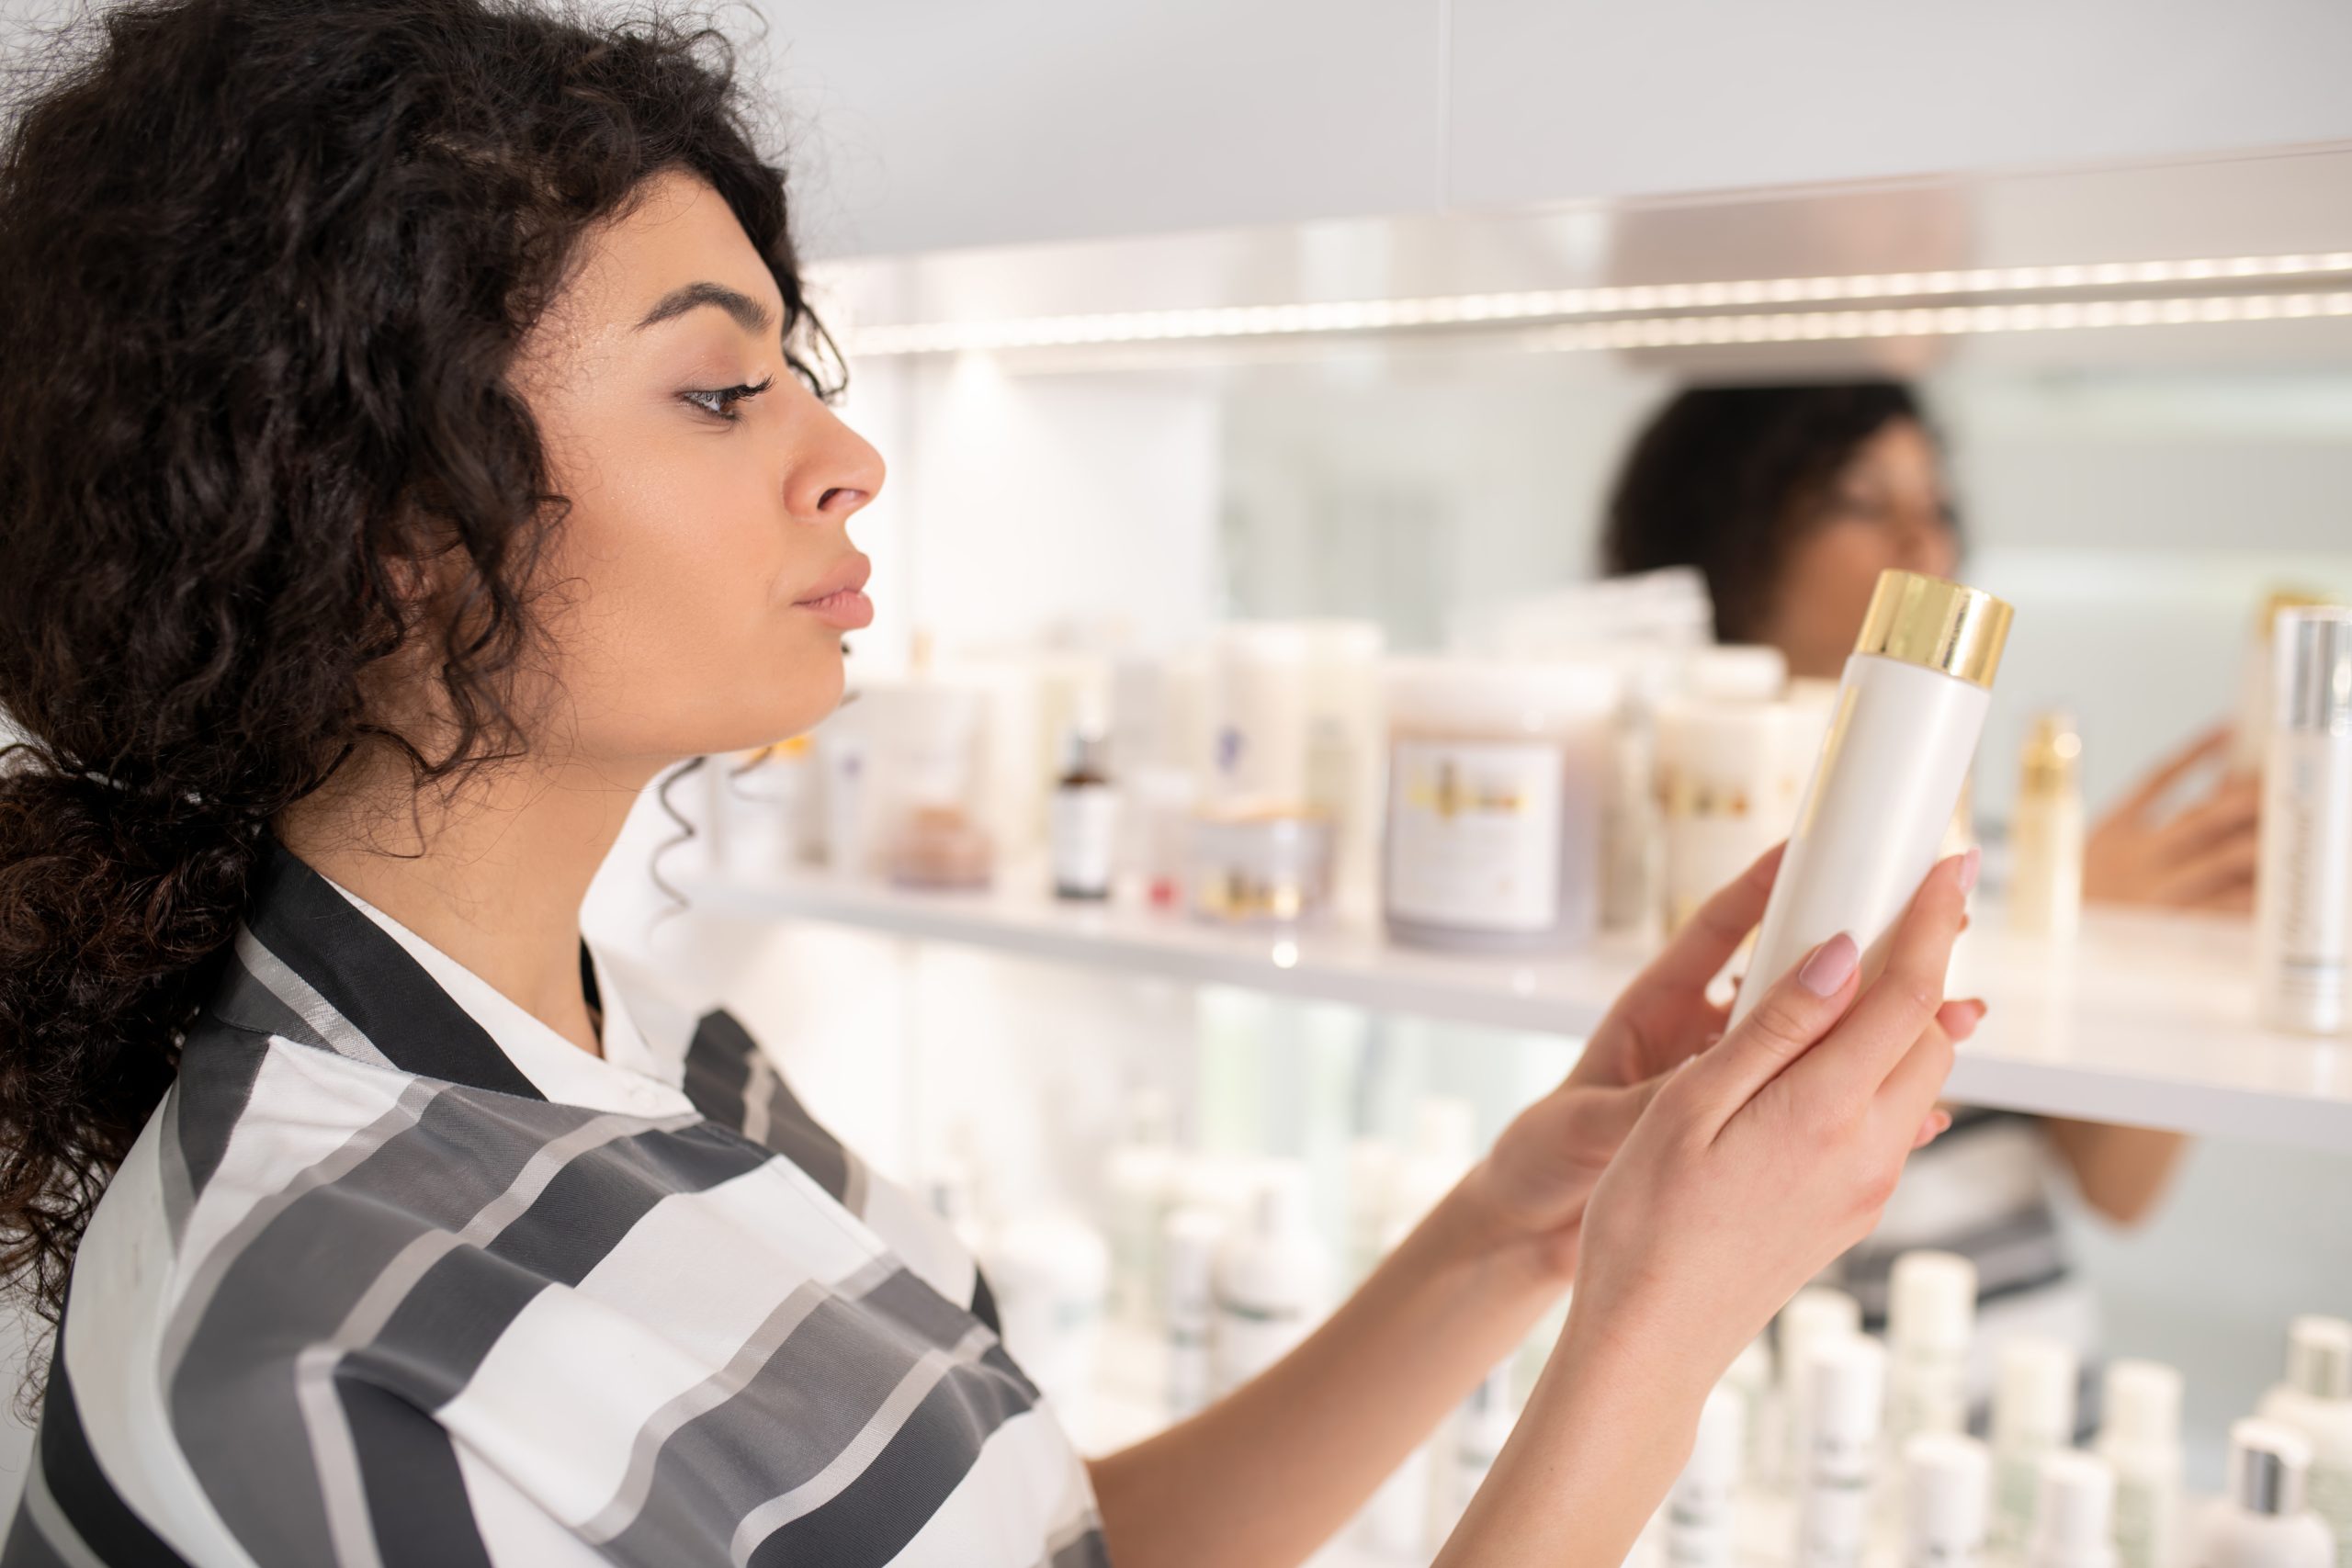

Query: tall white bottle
2195,1421,2335,1568
2256,607,2352,1035
1668,1383,1747,1568
2009,710,2086,941
1210,1160,1328,1398
1160,1204,1227,1420
1730,570,2012,1026
1796,1337,1886,1568
2257,1316,2352,1568
2031,1451,2120,1568
1888,1251,1980,1450
1994,1338,2082,1554
2099,1359,2187,1568
1779,1287,1863,1491
1906,1433,1993,1568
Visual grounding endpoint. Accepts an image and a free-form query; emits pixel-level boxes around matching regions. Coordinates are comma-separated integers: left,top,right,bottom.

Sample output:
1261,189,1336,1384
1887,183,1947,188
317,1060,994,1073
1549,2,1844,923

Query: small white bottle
1888,1251,1980,1450
1160,1204,1226,1419
2031,1450,2120,1568
1796,1336,1886,1568
979,1210,1110,1430
1725,1335,1777,1485
2195,1420,2336,1568
2009,710,2086,941
1779,1286,1863,1490
2257,1316,2352,1568
2098,1359,2187,1568
1906,1432,1992,1568
1668,1383,1747,1568
2256,606,2352,1036
1730,570,2012,1027
1104,1089,1178,1326
1994,1338,2083,1554
1050,728,1118,900
1210,1160,1328,1397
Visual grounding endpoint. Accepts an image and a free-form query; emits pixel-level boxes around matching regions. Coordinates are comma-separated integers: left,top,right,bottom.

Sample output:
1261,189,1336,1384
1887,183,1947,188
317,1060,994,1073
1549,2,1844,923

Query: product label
1385,739,1565,932
2263,735,2352,1000
1051,784,1117,896
2312,1459,2352,1568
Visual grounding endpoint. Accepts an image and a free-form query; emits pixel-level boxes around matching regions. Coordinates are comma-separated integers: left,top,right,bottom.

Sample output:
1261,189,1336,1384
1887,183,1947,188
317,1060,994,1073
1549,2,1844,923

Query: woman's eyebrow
632,280,776,338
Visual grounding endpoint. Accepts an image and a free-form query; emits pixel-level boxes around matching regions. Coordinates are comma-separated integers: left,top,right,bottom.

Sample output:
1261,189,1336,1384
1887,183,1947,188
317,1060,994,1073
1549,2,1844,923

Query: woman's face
1755,417,1959,681
505,168,884,776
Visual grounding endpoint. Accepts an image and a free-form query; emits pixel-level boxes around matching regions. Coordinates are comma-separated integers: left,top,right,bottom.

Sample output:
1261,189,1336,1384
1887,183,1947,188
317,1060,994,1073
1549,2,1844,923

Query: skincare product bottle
1160,1204,1227,1420
1210,1161,1327,1397
2257,1316,2352,1568
1381,658,1621,953
1668,1383,1747,1568
1103,1089,1178,1325
979,1211,1110,1430
2030,1450,2120,1568
1726,1335,1777,1483
2256,607,2352,1036
2098,1359,2186,1568
2009,710,2086,941
1049,728,1117,900
1994,1338,2082,1553
2233,592,2336,773
1906,1432,1992,1568
1779,1287,1863,1490
1655,694,1807,933
2194,1421,2335,1568
1888,1250,1980,1450
1795,1335,1886,1568
1730,570,2012,1027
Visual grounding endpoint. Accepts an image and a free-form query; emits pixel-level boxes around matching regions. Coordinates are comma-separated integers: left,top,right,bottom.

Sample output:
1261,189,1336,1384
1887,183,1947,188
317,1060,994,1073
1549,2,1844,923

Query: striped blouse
5,836,1110,1567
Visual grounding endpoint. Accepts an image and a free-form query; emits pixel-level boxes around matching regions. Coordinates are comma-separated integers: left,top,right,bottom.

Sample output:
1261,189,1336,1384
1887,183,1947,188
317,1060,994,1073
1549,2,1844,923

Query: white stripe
17,1455,112,1568
234,928,398,1072
438,1158,886,1526
292,1338,386,1568
729,1323,1000,1564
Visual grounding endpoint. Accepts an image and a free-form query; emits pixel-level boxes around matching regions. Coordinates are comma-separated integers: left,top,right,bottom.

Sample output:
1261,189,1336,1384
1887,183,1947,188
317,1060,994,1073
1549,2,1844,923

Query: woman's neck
277,751,656,1058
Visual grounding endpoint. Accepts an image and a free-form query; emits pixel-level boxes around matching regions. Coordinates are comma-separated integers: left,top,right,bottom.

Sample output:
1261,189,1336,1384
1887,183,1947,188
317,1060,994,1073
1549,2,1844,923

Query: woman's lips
797,587,874,630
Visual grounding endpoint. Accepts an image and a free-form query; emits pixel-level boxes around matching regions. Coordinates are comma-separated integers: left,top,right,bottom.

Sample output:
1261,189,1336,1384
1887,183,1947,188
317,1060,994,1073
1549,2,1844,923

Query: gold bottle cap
1851,570,2013,689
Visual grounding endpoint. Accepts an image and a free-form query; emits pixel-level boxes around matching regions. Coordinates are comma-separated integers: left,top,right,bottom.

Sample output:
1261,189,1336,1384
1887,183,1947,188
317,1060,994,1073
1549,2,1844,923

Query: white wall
768,0,2352,257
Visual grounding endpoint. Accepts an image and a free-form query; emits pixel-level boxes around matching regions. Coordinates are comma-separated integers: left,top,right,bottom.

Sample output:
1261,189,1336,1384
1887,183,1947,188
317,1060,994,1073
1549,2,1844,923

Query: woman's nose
789,403,887,525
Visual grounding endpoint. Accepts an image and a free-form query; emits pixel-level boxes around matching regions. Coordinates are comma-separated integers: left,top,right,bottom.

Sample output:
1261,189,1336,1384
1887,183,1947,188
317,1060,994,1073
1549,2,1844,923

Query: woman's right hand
1564,847,1981,1386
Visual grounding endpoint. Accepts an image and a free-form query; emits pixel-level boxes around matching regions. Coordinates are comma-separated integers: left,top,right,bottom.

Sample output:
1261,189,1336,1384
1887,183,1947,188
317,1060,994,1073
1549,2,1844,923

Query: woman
0,5,1978,1565
1602,383,2238,1389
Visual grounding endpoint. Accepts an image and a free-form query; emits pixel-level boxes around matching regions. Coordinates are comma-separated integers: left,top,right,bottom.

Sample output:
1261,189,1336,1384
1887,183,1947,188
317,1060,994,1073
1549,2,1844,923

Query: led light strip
835,252,2352,356
1525,290,2352,352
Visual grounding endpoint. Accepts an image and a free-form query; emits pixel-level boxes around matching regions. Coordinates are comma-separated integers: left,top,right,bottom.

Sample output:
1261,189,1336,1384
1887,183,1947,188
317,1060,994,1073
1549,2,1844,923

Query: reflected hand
2085,724,2260,913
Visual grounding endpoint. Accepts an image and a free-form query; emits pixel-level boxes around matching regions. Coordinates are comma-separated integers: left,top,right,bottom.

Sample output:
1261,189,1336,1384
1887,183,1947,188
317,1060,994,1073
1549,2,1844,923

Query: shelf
682,865,2352,1153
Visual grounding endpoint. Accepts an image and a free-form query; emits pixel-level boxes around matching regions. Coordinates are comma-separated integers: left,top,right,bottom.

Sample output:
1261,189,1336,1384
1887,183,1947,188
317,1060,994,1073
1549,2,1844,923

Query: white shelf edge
679,867,2352,1154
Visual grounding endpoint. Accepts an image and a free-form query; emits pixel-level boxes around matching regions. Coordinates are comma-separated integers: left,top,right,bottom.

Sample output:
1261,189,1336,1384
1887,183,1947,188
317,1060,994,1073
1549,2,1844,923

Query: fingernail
1797,931,1860,997
1959,847,1981,892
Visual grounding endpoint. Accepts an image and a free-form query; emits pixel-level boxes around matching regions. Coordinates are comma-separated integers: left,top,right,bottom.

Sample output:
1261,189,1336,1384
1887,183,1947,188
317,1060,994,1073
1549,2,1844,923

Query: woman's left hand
1445,841,1976,1283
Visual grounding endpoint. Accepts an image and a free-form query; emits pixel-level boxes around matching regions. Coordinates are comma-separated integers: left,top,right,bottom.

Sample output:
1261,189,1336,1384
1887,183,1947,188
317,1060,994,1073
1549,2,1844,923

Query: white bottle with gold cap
2009,710,2086,941
1731,570,2014,1025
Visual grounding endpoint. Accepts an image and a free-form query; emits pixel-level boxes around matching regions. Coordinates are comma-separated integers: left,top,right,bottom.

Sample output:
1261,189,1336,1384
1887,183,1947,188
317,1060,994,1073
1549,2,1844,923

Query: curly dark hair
1600,382,1947,642
0,0,832,1333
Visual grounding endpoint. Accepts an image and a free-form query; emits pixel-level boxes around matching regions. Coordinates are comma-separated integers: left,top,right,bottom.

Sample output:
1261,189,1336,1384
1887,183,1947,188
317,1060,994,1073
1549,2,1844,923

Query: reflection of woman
1,6,1976,1564
1603,384,2227,1382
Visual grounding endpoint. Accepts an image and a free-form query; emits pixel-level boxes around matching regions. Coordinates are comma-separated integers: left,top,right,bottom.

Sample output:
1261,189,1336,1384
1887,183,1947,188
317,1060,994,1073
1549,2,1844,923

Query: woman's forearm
1088,1185,1567,1568
1430,1301,1713,1568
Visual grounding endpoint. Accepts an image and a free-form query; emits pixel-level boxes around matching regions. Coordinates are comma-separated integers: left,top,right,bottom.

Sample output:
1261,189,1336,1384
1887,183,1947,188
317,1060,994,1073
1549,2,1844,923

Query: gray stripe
233,928,396,1071
209,945,336,1053
599,1269,972,1566
292,1339,383,1568
1037,1512,1110,1568
840,1145,869,1220
13,1460,108,1568
729,1323,1001,1562
155,1085,196,1249
580,1252,901,1545
165,1084,616,1568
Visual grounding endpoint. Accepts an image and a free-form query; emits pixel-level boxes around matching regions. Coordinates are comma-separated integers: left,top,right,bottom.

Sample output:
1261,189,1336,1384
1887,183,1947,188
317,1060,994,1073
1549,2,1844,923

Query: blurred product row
930,1082,2348,1568
702,572,2352,1037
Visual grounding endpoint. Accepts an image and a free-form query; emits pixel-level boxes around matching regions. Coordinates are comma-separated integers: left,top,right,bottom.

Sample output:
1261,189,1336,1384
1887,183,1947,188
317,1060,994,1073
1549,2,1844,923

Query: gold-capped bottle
2008,711,2085,941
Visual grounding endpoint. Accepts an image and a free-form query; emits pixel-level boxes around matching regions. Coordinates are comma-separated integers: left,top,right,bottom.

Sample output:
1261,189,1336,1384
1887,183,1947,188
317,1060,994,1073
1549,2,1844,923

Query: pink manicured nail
1797,931,1860,997
1959,847,1981,892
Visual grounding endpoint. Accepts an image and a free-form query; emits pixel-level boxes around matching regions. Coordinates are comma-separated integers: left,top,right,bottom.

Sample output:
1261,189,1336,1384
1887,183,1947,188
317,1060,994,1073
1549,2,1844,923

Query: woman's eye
682,374,775,423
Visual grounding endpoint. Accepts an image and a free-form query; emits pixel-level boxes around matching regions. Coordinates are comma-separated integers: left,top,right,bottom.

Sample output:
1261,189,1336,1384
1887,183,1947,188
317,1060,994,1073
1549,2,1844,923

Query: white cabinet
768,0,1443,257
1443,0,2352,211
